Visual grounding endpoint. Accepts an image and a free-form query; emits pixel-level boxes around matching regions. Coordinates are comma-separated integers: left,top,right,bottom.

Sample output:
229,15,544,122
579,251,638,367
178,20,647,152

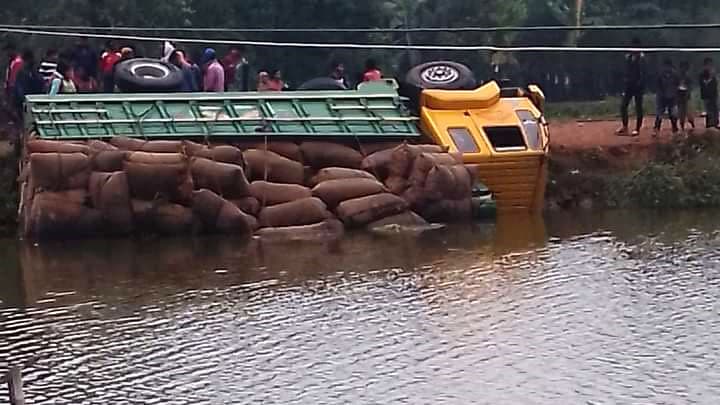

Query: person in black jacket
618,38,646,136
699,57,719,128
654,58,680,135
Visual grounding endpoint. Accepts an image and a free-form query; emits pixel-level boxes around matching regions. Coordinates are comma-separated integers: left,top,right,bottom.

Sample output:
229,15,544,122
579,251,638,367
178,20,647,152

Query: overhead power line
0,22,720,33
2,27,720,52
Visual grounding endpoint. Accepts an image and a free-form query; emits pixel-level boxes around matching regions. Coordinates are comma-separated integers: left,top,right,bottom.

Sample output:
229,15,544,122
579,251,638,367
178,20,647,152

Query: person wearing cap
201,48,225,92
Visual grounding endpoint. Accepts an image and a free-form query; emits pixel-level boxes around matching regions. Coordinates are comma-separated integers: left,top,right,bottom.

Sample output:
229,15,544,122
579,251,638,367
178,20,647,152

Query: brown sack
27,191,102,239
123,161,192,202
424,165,457,201
154,203,195,235
336,193,408,227
312,178,387,209
258,197,331,228
27,140,90,154
87,140,118,152
192,189,256,234
185,141,246,167
310,167,377,186
357,142,402,155
361,148,395,178
449,165,473,199
110,137,183,153
239,141,302,162
300,141,363,169
384,176,409,195
91,150,129,172
190,157,250,198
110,136,146,150
407,144,449,155
89,172,133,234
256,219,345,242
30,153,91,191
367,211,428,229
249,181,312,206
243,149,305,184
418,198,473,222
126,151,187,165
407,152,463,188
231,197,261,216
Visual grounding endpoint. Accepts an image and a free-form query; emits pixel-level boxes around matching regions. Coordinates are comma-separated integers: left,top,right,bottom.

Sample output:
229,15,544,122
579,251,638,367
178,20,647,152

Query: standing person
100,41,121,93
74,66,98,93
201,48,225,92
361,59,382,82
617,38,646,137
699,57,719,128
677,61,696,132
169,50,199,92
72,37,98,80
266,69,286,91
38,49,59,85
49,61,77,95
329,61,350,89
3,43,24,105
13,50,45,120
221,46,246,91
654,59,680,136
256,71,271,91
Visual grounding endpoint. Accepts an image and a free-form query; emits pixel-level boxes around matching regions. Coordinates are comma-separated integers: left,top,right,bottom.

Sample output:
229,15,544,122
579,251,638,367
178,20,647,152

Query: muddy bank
547,127,720,211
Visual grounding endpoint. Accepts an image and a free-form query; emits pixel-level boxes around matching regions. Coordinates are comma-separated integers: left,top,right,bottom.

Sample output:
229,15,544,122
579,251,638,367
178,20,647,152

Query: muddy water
1,211,720,404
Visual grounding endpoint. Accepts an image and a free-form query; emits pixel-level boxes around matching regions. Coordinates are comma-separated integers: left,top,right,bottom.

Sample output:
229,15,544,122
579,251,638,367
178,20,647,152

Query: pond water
1,211,720,404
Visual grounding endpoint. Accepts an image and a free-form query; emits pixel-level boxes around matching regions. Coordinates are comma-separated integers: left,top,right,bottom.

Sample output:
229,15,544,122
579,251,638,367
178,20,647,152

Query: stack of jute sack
20,137,476,240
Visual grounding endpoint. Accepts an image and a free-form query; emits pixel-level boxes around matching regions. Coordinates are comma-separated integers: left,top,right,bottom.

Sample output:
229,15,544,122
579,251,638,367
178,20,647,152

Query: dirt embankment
548,119,720,210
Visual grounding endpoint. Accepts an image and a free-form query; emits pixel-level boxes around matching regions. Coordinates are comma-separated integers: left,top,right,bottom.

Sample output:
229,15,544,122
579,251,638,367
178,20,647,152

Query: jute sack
90,150,129,172
27,140,90,154
87,140,118,151
310,167,377,186
88,172,133,234
249,181,312,206
110,137,184,153
312,178,387,209
407,152,463,188
236,141,303,162
190,157,250,198
258,197,332,228
366,211,428,229
123,159,192,202
243,149,305,184
300,141,363,169
255,219,345,242
417,198,473,222
30,153,91,191
231,197,261,216
27,191,102,239
154,203,195,235
356,142,402,155
125,151,186,165
336,193,408,227
193,189,257,234
184,141,246,167
384,176,409,195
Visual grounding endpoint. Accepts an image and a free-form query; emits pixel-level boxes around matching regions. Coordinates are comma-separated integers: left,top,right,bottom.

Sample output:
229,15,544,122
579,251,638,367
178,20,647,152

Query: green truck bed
25,82,421,140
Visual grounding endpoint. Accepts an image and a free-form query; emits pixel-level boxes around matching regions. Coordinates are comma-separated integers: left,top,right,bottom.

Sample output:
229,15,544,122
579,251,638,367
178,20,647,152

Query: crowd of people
619,38,719,136
2,39,384,120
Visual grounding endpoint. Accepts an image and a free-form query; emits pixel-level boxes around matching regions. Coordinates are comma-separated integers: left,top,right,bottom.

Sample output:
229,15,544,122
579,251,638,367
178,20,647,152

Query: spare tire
404,61,476,90
114,58,184,93
298,77,347,91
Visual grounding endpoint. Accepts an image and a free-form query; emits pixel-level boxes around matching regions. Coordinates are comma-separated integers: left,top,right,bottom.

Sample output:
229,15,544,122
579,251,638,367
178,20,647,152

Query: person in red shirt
100,41,121,93
362,59,382,82
265,69,286,92
4,43,24,102
221,46,245,91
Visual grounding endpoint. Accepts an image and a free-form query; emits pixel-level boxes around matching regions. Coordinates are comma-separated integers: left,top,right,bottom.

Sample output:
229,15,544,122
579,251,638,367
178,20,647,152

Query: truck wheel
298,77,347,91
404,61,476,90
114,58,184,93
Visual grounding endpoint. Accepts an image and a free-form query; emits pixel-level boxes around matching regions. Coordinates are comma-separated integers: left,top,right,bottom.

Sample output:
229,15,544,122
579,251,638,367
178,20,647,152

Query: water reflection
1,211,719,404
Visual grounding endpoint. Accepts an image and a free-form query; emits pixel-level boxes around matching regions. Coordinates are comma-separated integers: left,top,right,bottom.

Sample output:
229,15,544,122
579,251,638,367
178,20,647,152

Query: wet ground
1,210,720,404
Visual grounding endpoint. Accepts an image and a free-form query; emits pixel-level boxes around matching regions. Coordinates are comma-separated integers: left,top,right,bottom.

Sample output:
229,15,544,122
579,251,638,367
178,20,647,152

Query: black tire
298,77,347,91
114,58,184,93
404,61,476,90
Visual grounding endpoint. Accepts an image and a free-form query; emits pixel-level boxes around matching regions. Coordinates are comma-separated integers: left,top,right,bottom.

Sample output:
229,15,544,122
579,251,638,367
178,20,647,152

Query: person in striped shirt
38,49,59,85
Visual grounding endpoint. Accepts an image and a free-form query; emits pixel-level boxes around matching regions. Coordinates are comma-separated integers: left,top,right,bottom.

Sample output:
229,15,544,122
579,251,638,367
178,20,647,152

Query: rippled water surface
2,211,720,404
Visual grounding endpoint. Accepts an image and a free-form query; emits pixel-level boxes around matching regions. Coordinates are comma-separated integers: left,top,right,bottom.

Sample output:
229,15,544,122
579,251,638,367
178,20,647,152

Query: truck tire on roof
114,58,184,93
404,61,476,90
297,77,347,91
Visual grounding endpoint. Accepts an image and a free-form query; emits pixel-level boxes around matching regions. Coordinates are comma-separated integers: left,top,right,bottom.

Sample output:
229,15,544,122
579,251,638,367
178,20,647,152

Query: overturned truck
19,70,549,240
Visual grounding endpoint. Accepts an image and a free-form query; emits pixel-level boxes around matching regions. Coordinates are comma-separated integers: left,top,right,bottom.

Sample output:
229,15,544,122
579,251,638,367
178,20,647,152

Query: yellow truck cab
418,81,549,213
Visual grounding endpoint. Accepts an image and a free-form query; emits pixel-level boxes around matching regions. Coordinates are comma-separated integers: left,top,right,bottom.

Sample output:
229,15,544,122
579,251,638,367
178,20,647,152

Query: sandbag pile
20,137,479,239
